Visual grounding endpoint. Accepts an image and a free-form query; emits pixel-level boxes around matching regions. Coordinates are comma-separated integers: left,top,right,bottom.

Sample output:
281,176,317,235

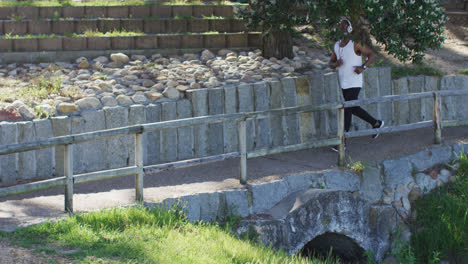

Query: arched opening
300,232,365,264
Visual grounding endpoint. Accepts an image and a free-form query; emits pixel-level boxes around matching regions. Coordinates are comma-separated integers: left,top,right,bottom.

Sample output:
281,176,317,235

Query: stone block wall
0,69,467,185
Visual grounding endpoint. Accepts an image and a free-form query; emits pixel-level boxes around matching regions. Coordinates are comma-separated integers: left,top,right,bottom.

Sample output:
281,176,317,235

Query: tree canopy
239,0,446,63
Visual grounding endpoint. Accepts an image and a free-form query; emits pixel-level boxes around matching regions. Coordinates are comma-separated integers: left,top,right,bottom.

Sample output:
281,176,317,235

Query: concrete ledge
0,47,258,64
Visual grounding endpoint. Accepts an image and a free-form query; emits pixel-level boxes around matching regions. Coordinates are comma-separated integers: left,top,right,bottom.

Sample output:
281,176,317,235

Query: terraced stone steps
0,3,258,62
0,18,249,35
0,4,236,19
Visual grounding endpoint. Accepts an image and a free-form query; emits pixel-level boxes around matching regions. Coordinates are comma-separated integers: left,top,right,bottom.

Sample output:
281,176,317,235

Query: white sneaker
372,120,385,139
331,145,346,152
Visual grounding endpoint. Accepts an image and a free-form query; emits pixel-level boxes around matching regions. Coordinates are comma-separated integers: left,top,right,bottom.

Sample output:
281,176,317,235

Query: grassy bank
1,206,337,264
410,152,468,263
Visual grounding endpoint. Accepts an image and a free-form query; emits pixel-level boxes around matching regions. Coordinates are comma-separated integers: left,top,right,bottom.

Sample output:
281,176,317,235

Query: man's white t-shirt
334,40,363,89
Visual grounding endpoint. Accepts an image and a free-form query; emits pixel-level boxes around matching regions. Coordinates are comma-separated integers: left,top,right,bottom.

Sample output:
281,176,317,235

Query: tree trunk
262,30,293,59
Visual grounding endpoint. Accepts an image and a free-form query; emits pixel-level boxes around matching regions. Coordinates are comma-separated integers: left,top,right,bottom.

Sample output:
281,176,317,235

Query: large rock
12,101,35,120
201,49,215,61
407,146,452,171
110,53,130,64
414,173,437,194
57,102,79,113
116,95,133,106
162,87,181,100
76,97,101,110
0,105,22,120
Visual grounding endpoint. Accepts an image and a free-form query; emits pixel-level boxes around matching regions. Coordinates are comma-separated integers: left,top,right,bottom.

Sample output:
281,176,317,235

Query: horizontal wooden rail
343,92,434,108
439,90,468,97
0,177,66,198
442,120,468,128
144,152,241,173
74,166,140,184
345,120,434,138
248,138,340,159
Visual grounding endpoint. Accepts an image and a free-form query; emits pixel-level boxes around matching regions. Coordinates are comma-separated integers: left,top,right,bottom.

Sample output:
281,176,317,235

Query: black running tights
342,88,377,132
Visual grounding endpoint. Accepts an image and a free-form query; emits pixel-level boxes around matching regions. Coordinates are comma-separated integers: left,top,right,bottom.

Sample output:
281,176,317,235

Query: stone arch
301,232,365,263
243,189,396,261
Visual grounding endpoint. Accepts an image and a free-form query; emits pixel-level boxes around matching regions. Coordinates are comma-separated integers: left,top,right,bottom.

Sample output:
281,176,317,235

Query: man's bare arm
356,42,376,67
329,50,343,69
354,42,376,74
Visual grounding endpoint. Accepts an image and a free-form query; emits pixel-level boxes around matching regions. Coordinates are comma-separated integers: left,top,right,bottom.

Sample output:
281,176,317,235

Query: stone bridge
230,141,467,262
238,189,393,261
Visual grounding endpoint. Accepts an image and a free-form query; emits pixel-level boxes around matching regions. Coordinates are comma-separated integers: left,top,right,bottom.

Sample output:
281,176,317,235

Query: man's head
340,17,353,34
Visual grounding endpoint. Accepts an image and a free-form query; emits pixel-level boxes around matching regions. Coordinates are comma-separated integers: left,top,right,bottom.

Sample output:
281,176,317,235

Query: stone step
0,4,238,20
0,18,249,35
0,32,261,52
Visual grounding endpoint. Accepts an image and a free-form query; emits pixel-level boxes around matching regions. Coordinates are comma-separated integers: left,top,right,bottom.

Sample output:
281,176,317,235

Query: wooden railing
0,89,467,212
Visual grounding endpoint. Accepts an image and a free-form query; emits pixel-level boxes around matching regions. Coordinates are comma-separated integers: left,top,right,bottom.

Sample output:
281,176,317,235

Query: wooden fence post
337,107,345,166
64,144,73,213
135,133,144,202
238,119,247,184
433,92,442,144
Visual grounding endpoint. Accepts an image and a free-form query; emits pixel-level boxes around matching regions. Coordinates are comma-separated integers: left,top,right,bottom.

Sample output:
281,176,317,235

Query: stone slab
145,104,161,165
392,78,410,125
208,88,224,155
407,146,452,171
253,82,271,149
323,170,360,192
422,76,439,121
70,116,86,174
128,105,146,165
237,84,255,151
308,74,326,138
296,76,315,142
378,67,393,126
269,81,285,146
360,165,383,203
161,102,178,162
17,122,36,180
104,107,129,169
161,194,201,222
33,119,55,179
250,180,289,213
177,100,194,160
224,189,249,217
51,116,70,176
0,122,18,184
223,86,238,153
281,78,300,145
383,158,413,189
323,73,340,134
199,192,222,222
285,172,316,192
187,89,208,158
407,76,424,124
82,110,107,173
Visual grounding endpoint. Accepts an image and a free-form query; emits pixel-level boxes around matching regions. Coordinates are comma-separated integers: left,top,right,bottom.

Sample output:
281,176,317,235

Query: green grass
456,69,468,75
410,152,468,263
391,64,445,79
6,205,339,264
